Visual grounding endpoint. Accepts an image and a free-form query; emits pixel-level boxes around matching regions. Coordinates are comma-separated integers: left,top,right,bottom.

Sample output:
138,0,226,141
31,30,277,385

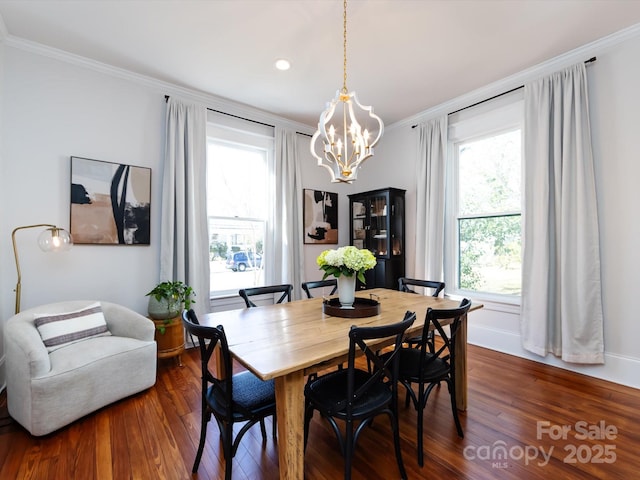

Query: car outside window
207,116,273,297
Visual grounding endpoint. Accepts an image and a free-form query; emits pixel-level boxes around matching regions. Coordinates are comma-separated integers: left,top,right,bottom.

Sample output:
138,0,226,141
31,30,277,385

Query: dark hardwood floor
1,343,638,479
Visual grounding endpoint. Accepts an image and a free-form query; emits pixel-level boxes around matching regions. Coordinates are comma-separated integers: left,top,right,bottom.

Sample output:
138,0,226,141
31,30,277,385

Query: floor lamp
11,224,73,314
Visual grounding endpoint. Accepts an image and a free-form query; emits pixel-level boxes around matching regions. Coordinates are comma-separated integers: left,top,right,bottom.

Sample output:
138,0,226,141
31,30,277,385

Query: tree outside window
456,129,522,296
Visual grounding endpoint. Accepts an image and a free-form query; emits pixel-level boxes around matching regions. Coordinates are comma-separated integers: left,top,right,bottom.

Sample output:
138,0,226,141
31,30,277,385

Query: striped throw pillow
34,302,111,352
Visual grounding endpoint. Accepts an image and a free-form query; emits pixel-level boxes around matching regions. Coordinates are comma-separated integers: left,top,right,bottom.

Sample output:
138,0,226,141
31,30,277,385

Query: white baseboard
468,324,640,390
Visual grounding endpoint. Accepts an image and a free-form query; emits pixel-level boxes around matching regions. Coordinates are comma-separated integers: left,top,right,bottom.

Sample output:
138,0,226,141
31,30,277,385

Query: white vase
337,275,356,308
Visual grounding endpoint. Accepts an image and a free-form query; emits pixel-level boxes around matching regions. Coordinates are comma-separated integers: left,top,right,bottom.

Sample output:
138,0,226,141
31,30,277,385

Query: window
445,92,523,300
206,112,274,296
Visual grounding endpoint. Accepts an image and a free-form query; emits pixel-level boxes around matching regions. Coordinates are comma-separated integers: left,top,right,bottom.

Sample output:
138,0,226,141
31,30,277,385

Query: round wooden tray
322,297,381,318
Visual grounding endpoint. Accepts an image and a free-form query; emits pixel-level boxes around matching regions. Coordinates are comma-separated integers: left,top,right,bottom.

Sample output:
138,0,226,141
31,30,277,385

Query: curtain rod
411,56,596,128
164,95,312,136
164,95,275,128
208,108,275,128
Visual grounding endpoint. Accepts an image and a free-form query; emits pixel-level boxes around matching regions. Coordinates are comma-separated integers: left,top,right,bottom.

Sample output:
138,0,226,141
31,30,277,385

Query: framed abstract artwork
70,156,151,245
303,189,338,244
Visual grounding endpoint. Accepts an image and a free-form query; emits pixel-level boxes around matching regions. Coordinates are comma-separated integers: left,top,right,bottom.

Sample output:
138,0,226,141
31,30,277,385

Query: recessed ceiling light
275,58,291,71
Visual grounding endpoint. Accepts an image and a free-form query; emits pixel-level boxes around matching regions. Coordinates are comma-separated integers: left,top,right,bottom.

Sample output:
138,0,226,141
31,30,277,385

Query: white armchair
4,300,157,436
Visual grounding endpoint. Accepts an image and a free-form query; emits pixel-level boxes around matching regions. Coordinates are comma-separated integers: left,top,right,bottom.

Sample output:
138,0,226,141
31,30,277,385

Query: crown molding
390,22,640,131
3,19,638,135
2,34,313,134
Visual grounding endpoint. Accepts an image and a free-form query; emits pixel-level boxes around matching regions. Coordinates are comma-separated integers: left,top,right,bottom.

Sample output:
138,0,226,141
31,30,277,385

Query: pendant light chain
310,0,384,183
342,0,348,93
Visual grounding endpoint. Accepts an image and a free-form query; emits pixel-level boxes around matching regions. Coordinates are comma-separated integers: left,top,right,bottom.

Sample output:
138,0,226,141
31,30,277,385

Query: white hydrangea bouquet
317,246,377,284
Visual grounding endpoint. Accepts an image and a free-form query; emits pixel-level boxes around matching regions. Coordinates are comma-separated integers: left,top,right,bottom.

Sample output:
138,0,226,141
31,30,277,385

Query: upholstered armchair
4,300,157,436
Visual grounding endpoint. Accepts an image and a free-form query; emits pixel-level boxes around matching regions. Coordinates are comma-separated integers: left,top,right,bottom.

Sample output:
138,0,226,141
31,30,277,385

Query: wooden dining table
200,287,482,480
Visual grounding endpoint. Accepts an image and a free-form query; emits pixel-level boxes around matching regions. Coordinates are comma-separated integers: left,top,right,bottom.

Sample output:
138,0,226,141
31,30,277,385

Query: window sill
445,291,520,314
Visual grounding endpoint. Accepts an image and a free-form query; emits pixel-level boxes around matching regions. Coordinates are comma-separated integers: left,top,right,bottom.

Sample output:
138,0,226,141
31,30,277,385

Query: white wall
589,34,640,360
0,46,166,388
0,47,164,313
0,40,5,369
297,133,352,285
366,29,640,389
0,41,311,387
2,26,639,391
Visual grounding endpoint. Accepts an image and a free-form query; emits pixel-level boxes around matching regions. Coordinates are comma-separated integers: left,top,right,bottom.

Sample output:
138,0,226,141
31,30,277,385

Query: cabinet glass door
368,194,389,257
351,201,367,249
391,194,403,256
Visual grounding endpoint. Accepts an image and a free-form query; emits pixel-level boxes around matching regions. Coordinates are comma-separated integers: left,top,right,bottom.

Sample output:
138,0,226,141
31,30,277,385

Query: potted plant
146,280,194,321
145,281,195,365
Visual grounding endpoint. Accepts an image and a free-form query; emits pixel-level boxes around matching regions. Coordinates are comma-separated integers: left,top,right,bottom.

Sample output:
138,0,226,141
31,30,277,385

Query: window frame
444,92,524,305
206,113,274,298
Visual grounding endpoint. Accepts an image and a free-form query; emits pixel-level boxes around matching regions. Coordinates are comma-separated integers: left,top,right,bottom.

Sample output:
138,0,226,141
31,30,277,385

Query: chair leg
223,422,234,480
259,418,267,441
303,405,313,450
272,413,277,439
344,419,354,480
417,384,425,467
448,379,464,438
390,411,408,480
403,380,417,409
389,384,408,480
192,408,210,472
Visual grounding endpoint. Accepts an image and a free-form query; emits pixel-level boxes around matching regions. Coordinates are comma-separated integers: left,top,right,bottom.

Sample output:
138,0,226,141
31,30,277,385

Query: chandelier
310,0,384,183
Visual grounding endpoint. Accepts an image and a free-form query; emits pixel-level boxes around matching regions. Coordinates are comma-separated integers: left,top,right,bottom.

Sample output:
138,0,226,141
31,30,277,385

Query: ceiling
1,1,640,127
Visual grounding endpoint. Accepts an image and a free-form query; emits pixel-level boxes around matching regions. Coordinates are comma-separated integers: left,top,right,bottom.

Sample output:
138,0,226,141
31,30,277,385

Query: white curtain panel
265,127,304,298
521,63,604,363
415,116,447,284
160,97,211,315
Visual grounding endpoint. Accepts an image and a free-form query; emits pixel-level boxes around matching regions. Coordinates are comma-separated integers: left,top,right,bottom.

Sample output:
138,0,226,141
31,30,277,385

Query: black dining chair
304,311,416,480
182,309,277,480
398,277,445,297
396,298,472,467
239,284,293,308
398,277,445,352
301,279,338,298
